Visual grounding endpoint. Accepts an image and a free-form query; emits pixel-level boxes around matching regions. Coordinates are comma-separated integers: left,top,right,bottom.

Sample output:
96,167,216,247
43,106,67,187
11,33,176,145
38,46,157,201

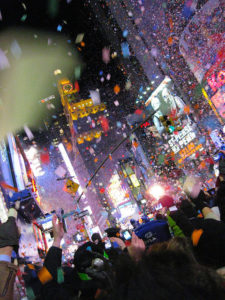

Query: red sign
140,121,150,128
207,69,225,93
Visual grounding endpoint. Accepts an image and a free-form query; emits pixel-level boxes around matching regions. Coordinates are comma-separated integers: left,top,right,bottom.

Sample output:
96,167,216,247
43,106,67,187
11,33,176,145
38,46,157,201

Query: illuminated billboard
179,0,224,123
0,188,8,223
7,134,25,191
0,139,14,187
107,173,128,208
145,76,186,135
168,121,203,165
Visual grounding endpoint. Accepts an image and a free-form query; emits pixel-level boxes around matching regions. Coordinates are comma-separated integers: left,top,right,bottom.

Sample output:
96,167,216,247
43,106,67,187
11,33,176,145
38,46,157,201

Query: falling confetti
20,14,27,22
114,84,120,94
102,47,110,64
121,42,130,58
10,40,22,59
57,24,62,32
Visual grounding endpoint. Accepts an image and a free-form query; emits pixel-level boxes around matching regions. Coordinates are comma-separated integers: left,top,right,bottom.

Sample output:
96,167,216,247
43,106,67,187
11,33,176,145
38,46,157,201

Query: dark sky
0,0,132,116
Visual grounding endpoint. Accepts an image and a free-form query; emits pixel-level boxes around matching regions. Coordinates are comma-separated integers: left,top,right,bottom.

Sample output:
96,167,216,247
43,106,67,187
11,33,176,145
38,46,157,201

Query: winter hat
92,233,102,243
158,195,174,209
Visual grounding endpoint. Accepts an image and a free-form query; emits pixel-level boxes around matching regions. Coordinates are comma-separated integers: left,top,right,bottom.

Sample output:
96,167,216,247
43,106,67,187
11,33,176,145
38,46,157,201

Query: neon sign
168,124,196,154
207,70,225,93
178,143,203,164
140,121,150,128
211,90,225,119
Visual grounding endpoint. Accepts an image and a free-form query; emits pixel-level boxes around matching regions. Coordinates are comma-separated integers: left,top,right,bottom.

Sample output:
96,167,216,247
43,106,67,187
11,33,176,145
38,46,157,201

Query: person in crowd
91,233,106,255
108,236,225,300
0,202,20,300
215,149,225,222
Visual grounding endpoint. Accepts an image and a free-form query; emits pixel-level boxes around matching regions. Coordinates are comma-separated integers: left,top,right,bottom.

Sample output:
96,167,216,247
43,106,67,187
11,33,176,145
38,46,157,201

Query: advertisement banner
0,139,14,187
145,76,186,135
7,134,25,191
179,0,225,122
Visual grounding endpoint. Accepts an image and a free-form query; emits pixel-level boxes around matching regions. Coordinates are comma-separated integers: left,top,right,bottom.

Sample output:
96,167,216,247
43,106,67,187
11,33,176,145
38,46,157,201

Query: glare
148,184,164,199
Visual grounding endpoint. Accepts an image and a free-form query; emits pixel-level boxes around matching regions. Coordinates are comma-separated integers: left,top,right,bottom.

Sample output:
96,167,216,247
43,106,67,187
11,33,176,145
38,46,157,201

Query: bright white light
223,125,225,134
148,184,164,199
84,205,93,226
107,173,127,207
58,143,82,196
25,146,45,177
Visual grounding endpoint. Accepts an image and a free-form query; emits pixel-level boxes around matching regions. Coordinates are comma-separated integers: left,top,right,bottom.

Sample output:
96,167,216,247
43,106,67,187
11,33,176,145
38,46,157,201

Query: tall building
57,77,111,233
86,1,224,198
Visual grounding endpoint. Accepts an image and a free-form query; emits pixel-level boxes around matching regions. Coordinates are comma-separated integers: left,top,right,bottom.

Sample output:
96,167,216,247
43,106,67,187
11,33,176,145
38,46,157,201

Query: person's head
180,199,198,218
108,238,225,300
130,219,136,227
192,219,225,269
155,213,165,220
92,233,102,245
158,195,174,210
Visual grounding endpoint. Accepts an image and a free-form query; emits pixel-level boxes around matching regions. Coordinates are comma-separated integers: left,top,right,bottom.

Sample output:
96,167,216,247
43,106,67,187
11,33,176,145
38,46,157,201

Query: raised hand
127,232,145,262
52,215,64,248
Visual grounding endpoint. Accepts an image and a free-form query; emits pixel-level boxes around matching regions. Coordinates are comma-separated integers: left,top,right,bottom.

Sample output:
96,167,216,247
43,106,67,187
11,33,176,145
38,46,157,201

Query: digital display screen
145,76,186,135
168,122,203,164
42,220,53,231
123,230,132,240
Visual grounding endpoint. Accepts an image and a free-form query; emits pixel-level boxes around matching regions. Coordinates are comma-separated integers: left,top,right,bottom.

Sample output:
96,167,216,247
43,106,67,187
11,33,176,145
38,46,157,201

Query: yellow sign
66,179,79,194
178,143,203,164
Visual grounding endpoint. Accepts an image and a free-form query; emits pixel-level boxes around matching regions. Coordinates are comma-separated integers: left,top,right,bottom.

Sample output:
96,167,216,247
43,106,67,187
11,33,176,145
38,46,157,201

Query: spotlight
148,184,164,199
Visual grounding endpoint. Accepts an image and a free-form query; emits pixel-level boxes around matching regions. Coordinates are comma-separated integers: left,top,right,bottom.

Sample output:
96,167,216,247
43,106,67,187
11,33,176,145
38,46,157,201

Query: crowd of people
0,151,225,300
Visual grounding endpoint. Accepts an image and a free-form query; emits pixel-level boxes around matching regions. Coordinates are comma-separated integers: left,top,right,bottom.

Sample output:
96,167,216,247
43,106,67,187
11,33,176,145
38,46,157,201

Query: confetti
75,33,84,44
74,66,81,79
102,47,110,64
125,80,131,90
57,24,62,32
0,49,10,70
90,90,101,105
123,29,128,38
114,84,120,94
20,14,27,22
10,40,22,59
121,42,130,58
